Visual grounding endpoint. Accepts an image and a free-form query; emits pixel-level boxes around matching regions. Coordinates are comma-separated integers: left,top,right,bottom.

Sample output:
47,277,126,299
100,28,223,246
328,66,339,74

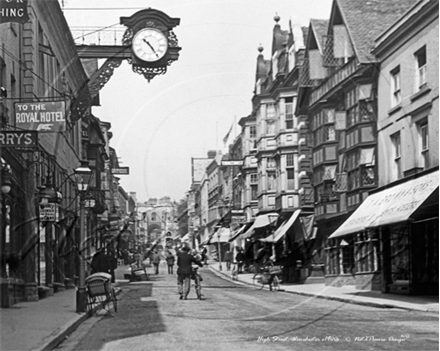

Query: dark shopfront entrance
381,219,439,296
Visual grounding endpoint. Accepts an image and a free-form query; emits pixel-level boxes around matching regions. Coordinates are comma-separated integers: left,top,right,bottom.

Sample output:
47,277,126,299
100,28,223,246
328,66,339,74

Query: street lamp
74,160,92,313
1,164,11,280
1,165,11,195
267,214,278,259
37,177,62,291
217,229,222,271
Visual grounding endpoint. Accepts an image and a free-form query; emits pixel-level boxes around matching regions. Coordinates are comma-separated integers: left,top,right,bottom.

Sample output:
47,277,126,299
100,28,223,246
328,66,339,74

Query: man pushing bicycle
176,245,203,300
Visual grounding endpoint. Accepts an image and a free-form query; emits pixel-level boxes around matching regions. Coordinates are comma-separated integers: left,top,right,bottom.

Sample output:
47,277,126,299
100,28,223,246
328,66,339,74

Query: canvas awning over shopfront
228,222,253,242
260,210,301,243
242,212,279,239
181,233,191,242
329,170,439,239
206,227,231,244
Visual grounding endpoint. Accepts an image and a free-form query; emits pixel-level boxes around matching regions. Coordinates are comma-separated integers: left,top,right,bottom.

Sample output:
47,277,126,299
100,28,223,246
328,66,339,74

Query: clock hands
142,39,159,58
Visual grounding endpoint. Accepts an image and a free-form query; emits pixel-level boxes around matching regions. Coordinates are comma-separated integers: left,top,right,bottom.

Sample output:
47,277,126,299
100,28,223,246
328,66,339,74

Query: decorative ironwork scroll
71,58,122,121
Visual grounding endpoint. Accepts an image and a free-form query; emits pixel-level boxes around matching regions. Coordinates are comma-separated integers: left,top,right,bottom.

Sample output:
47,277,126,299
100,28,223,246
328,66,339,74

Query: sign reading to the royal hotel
15,101,66,132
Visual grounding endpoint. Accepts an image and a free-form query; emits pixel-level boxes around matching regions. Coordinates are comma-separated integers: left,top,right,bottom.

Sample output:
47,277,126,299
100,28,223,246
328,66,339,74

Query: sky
62,0,333,203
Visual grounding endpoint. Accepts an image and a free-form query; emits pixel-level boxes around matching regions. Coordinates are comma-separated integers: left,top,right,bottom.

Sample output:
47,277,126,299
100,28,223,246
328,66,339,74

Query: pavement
0,262,438,351
208,262,439,313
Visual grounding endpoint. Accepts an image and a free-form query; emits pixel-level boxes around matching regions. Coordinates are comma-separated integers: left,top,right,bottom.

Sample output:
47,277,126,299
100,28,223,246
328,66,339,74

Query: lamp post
268,214,278,259
217,229,222,271
74,161,92,313
1,164,11,279
1,164,11,307
38,177,62,292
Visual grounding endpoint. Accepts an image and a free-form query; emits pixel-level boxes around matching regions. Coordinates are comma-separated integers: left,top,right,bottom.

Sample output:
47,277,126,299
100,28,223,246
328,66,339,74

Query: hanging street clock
121,9,181,82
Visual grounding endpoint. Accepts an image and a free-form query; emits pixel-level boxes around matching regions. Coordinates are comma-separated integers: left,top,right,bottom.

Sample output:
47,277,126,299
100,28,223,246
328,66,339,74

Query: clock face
132,28,168,62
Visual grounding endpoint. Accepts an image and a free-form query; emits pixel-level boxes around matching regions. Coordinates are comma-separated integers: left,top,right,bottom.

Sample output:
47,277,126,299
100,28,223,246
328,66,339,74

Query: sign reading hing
0,0,29,24
15,101,66,132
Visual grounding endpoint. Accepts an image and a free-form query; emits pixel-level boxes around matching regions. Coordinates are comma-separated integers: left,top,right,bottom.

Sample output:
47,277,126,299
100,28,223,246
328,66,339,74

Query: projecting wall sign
0,131,37,147
111,167,130,175
15,101,66,132
0,0,29,24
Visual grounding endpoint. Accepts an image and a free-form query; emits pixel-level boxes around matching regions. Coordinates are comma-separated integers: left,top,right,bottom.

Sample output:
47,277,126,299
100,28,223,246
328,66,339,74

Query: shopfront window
340,239,354,274
390,224,410,283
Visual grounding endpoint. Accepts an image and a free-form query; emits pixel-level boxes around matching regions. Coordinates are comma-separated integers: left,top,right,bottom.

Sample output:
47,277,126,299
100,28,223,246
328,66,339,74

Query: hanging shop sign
231,215,246,224
39,203,59,222
15,101,66,132
0,0,29,24
0,131,37,147
111,167,130,175
221,160,243,166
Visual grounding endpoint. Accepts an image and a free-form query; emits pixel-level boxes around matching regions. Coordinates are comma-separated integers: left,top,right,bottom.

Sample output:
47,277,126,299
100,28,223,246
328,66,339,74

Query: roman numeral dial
132,28,168,62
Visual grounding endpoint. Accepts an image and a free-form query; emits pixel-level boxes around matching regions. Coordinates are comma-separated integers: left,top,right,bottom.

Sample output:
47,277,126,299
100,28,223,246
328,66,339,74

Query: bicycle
252,262,283,291
192,266,203,300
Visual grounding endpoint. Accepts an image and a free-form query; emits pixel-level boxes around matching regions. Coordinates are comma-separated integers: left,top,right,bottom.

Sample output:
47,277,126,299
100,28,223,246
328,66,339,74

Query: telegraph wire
1,46,67,97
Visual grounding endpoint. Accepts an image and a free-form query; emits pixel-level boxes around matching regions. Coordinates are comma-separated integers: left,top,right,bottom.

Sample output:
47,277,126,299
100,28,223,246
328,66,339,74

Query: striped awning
207,227,231,244
260,210,301,243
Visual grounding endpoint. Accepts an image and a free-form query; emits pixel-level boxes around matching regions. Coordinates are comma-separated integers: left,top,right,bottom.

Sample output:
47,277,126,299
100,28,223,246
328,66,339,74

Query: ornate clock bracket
71,8,181,120
121,8,181,82
71,58,123,121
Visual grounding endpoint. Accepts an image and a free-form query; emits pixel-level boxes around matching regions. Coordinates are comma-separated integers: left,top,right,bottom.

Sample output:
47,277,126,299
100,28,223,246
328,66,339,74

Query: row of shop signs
1,101,65,148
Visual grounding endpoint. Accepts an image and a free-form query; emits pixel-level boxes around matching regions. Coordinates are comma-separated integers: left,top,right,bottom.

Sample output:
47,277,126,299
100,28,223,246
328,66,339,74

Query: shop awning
254,212,279,228
329,170,439,239
228,222,253,242
207,227,231,244
200,236,210,246
181,233,191,242
242,213,279,239
260,210,301,243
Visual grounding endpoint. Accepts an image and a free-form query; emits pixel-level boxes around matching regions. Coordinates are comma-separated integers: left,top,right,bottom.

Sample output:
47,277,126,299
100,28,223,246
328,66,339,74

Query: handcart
85,272,117,315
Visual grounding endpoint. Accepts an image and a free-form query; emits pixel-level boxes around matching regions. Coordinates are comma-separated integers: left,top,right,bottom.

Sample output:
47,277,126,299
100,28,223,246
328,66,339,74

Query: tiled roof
310,19,329,52
336,0,420,63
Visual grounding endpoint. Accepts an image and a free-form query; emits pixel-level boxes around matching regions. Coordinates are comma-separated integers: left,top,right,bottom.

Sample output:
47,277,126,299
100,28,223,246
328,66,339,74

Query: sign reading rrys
15,101,66,132
0,0,29,24
111,167,130,175
0,131,37,147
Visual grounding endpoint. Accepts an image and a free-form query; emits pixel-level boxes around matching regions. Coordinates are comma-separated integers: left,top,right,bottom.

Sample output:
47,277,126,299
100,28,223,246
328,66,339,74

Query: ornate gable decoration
120,9,181,82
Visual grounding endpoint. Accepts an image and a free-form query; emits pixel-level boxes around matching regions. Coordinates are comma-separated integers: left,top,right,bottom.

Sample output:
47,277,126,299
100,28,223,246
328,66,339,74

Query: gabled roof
334,0,420,63
309,19,329,53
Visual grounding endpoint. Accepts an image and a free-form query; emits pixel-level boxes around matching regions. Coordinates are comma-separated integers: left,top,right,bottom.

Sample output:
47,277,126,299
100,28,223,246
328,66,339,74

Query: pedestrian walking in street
108,249,118,283
224,249,232,271
166,251,175,274
235,248,245,274
151,251,161,274
176,246,203,300
90,250,111,275
201,247,208,265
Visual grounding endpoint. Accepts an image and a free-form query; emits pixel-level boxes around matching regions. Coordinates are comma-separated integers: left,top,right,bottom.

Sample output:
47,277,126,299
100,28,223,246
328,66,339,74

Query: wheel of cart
85,272,118,316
